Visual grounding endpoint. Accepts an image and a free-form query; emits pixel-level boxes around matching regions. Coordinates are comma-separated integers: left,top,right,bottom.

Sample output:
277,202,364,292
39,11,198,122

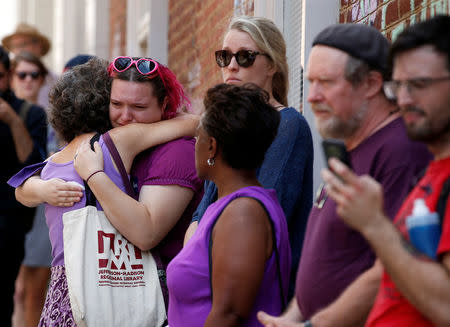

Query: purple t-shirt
296,118,432,319
167,186,291,327
41,136,126,267
131,137,203,268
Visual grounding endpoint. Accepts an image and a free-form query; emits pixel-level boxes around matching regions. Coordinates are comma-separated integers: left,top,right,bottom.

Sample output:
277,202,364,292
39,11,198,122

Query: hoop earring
207,158,215,166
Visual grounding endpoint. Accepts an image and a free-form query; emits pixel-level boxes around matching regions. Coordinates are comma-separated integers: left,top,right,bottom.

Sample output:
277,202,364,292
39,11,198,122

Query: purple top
41,136,126,266
131,137,203,268
296,118,432,319
167,186,291,327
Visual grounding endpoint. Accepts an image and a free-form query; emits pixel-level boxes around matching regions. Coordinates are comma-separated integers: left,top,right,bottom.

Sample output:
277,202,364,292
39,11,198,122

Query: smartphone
322,139,352,169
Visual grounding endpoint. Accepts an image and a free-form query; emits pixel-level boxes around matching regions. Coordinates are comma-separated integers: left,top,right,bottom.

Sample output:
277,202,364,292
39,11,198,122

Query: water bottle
406,199,441,260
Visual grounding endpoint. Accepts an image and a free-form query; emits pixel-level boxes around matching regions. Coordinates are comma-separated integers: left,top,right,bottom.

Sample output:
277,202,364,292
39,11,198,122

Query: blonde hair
228,16,289,106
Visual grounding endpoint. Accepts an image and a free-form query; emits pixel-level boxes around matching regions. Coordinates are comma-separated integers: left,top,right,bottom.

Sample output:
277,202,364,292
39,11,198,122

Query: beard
313,103,368,139
404,105,450,142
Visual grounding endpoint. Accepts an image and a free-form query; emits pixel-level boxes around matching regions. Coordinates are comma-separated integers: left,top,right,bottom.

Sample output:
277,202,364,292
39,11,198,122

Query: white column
53,1,86,72
126,0,139,56
254,0,284,30
147,0,168,65
85,0,109,60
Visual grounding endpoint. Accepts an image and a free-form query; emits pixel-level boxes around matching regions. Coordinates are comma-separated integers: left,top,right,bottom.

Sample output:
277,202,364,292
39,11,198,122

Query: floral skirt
38,265,77,327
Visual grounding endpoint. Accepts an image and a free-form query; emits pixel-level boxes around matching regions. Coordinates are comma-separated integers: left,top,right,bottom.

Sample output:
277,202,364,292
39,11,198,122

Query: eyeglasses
383,76,450,101
110,56,159,76
15,71,41,80
215,49,267,68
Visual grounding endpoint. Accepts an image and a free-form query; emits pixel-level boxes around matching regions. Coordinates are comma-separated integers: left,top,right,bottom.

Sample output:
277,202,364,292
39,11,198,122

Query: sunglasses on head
215,49,267,68
111,56,159,76
16,71,41,80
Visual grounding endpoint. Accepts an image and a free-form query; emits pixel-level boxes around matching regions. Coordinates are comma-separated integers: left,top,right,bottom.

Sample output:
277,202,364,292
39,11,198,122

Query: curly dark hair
49,58,112,142
202,83,280,170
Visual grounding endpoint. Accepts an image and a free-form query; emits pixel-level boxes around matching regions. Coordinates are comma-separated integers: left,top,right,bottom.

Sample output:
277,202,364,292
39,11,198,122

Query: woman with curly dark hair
9,57,199,326
167,83,291,326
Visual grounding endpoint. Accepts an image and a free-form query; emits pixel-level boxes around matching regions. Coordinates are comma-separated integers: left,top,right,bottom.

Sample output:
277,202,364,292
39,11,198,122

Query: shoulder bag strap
102,131,169,310
208,196,286,309
102,131,136,199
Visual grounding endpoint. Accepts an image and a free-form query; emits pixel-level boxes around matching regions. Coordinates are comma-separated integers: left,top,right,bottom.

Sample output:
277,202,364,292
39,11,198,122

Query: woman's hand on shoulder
74,140,104,181
41,178,84,207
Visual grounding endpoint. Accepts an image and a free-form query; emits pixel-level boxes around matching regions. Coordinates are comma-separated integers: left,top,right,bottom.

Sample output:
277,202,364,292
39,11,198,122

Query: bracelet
304,320,314,327
86,170,104,183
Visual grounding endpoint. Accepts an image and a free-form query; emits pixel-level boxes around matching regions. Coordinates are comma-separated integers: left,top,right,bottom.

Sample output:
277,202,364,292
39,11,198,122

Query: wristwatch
304,320,314,327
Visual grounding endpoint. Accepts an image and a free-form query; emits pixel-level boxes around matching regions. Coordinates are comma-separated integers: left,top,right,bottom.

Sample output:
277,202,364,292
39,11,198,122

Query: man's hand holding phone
321,139,352,181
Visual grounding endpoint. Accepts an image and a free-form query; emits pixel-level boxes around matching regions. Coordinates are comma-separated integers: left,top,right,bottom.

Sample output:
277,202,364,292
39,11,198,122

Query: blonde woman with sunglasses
187,16,314,301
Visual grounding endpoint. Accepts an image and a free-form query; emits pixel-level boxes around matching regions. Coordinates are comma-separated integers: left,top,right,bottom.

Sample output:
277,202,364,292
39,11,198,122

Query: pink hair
157,64,191,119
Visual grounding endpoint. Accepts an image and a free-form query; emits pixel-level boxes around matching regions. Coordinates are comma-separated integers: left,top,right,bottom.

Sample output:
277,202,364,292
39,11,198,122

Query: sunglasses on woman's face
16,71,41,80
215,49,267,68
111,56,159,76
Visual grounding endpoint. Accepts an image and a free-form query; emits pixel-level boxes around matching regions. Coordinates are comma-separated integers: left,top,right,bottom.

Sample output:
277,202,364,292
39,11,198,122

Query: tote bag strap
102,132,137,199
102,131,169,311
83,133,136,204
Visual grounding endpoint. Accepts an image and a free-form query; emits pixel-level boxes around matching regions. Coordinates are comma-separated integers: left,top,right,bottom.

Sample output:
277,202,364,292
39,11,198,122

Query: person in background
258,23,432,327
186,16,314,298
62,54,93,73
0,45,47,327
11,51,47,104
10,50,50,327
167,83,291,326
2,22,57,109
323,15,450,327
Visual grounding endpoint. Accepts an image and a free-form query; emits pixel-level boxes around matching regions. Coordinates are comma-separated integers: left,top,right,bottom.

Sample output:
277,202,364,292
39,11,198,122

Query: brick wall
168,0,254,113
340,0,449,40
168,0,232,112
109,0,127,58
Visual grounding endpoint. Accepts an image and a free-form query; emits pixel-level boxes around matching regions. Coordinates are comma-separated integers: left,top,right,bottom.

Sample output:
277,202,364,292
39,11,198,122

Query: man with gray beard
259,23,432,327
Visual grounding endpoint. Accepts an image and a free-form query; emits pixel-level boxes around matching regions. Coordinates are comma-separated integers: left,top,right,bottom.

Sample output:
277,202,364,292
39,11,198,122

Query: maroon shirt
295,118,432,319
131,137,203,268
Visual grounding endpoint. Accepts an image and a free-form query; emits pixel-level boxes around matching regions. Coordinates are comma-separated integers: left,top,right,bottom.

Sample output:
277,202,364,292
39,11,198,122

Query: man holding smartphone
322,15,450,326
0,46,46,327
259,23,432,326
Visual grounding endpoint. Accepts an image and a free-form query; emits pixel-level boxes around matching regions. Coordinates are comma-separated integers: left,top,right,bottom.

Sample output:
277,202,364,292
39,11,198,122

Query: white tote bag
63,206,167,327
63,133,167,326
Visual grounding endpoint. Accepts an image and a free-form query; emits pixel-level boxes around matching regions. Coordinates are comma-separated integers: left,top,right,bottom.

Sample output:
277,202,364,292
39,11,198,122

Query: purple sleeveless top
166,186,291,327
41,136,126,267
